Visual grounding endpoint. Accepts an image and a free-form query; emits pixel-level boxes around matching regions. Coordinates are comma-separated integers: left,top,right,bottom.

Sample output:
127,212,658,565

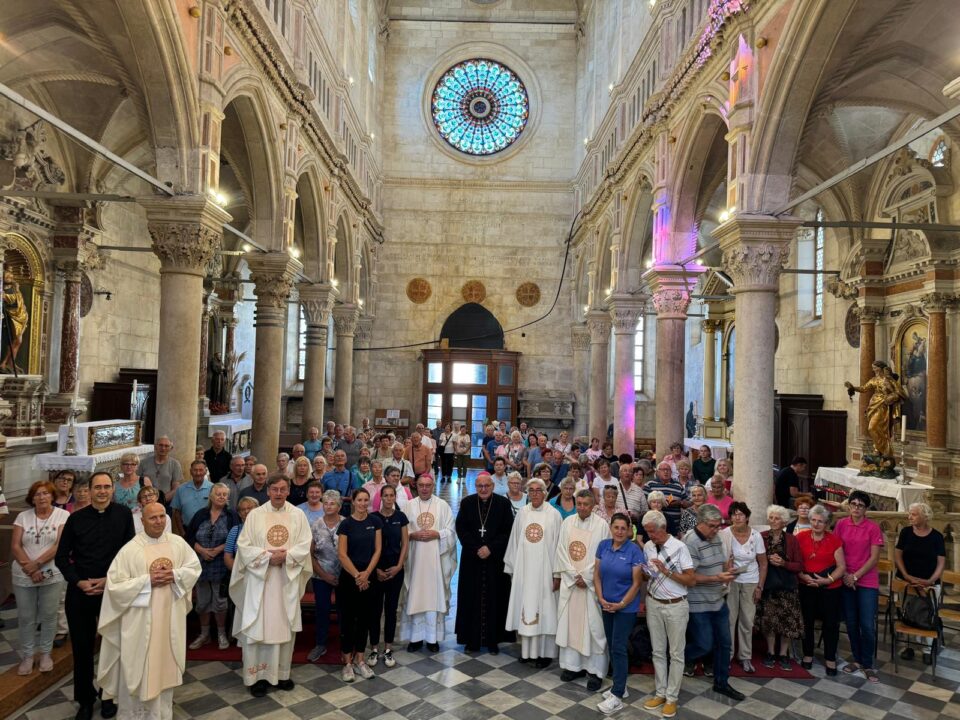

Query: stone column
142,196,230,472
609,294,646,456
352,317,373,425
198,293,213,414
649,278,692,458
702,320,720,420
247,252,302,462
57,262,83,395
586,310,611,443
298,283,334,435
571,323,591,438
332,304,360,425
855,306,881,441
714,214,801,517
921,293,950,449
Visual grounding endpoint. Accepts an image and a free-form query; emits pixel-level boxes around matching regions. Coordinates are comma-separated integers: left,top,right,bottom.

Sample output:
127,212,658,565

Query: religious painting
0,236,45,376
896,319,927,432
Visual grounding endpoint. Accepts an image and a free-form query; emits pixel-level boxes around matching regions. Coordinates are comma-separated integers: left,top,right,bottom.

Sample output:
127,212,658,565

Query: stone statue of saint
1,268,28,373
844,360,906,471
685,401,696,438
208,352,225,405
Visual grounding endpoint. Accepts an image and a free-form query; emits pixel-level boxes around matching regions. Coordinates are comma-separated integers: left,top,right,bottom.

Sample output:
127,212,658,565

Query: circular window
431,59,529,156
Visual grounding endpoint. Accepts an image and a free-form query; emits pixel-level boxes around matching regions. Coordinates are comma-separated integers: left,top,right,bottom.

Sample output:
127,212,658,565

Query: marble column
142,196,230,472
650,282,691,459
702,320,720,420
352,317,373,425
586,310,611,443
855,306,881,441
571,323,591,438
298,283,334,435
198,293,213,414
332,304,360,425
247,252,302,462
609,294,646,456
714,214,800,518
921,293,950,449
57,261,83,395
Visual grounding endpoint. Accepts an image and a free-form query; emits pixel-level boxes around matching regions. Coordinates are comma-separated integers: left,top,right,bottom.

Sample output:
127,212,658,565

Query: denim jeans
602,611,635,699
312,578,337,647
842,586,878,669
13,581,62,657
684,604,731,686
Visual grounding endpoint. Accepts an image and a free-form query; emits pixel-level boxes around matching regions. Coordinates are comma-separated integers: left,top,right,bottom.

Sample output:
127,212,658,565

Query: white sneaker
383,649,396,668
188,634,210,650
603,688,630,700
366,649,379,667
355,661,375,679
598,695,624,715
217,633,230,650
341,664,356,683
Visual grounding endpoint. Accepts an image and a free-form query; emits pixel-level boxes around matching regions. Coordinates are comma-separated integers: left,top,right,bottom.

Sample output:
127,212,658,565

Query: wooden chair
939,569,960,641
876,559,894,644
890,577,941,677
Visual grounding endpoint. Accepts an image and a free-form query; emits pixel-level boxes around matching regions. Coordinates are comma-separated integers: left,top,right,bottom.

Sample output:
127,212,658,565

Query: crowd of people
8,422,948,720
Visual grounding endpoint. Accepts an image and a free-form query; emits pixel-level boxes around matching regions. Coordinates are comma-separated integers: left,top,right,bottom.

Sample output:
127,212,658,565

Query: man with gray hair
204,430,232,485
640,510,694,719
139,435,183,495
682,504,744,701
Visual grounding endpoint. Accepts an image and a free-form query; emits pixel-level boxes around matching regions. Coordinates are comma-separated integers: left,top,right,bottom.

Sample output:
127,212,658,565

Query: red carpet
629,646,813,679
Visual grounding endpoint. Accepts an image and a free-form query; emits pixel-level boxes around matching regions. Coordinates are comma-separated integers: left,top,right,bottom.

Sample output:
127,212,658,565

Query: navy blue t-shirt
336,514,383,570
373,509,408,569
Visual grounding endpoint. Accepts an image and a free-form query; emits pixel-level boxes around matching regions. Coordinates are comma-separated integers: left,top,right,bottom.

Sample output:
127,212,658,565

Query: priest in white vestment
504,477,562,668
556,490,611,690
97,503,201,720
229,476,313,697
400,474,457,652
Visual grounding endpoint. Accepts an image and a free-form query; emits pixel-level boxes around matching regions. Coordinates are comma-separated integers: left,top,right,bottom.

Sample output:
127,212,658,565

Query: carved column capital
608,294,646,333
920,292,954,313
854,305,883,323
141,196,231,277
332,304,361,337
571,323,591,352
701,319,722,334
586,309,611,344
354,318,373,349
651,288,691,318
297,283,336,327
713,214,802,292
247,252,301,328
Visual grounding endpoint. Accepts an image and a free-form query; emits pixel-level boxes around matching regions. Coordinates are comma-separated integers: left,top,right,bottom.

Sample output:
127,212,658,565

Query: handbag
763,564,797,593
899,585,938,631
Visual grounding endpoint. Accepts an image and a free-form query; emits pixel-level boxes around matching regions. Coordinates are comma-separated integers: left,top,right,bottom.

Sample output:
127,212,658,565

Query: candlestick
901,415,907,443
131,379,138,420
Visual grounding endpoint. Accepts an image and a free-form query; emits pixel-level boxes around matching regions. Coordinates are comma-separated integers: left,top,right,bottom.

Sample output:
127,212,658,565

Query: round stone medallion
462,280,487,303
568,540,587,561
79,271,93,318
150,557,173,572
417,512,436,531
516,282,541,307
845,304,861,348
525,523,544,543
267,524,289,547
406,277,432,304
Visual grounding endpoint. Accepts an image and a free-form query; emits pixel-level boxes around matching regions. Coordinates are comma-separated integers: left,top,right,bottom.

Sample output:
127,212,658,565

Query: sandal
842,662,861,675
864,668,879,683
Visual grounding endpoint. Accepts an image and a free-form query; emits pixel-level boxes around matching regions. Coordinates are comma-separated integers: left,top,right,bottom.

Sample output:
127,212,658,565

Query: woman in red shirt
795,505,846,676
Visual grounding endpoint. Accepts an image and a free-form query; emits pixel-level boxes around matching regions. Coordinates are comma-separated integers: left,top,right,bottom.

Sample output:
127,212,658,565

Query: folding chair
890,578,941,677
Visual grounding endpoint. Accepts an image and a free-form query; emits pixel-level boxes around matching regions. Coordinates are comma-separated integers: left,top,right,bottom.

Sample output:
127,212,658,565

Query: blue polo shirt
596,538,644,613
322,469,352,497
171,479,213,526
303,439,322,461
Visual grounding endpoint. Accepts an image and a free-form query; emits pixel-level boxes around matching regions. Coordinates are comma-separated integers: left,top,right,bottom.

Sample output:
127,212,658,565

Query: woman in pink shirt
705,475,734,523
834,490,884,682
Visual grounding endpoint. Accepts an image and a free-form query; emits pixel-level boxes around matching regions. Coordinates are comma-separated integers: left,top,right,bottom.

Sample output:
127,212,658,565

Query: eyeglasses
121,462,137,467
848,501,867,508
528,488,545,494
705,522,722,529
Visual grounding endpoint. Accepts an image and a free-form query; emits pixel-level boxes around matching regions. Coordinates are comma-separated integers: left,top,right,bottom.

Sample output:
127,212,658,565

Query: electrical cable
356,207,584,352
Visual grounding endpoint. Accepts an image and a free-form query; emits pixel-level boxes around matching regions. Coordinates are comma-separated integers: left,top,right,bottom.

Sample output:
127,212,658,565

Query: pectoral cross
479,527,487,537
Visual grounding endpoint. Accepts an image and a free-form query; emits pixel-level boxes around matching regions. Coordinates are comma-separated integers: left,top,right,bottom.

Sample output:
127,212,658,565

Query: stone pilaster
352,317,374,426
586,310,611,443
142,195,230,472
854,305,882,445
921,293,950,449
248,252,302,462
298,283,335,435
332,304,361,426
571,323,591,438
714,214,801,520
609,294,646,456
701,319,721,420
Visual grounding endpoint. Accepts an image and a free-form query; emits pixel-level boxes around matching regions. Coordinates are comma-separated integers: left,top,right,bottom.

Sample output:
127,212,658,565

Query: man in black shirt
55,472,135,720
203,430,232,485
774,457,807,508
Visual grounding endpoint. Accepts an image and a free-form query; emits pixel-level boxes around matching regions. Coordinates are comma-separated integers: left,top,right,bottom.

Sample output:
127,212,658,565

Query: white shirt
720,527,765,584
643,535,694,600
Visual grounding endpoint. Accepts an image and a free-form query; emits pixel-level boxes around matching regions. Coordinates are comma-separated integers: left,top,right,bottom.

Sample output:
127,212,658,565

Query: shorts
195,580,228,614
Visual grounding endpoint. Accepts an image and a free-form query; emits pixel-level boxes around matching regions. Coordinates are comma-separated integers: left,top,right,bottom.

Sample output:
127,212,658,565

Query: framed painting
896,319,927,432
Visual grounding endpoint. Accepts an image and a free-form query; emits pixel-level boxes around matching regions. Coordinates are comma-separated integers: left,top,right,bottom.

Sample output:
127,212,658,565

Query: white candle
131,380,138,419
901,415,907,443
71,319,82,408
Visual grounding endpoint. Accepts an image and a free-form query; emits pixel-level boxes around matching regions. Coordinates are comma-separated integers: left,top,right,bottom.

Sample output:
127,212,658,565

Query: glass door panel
470,394,488,459
427,392,444,428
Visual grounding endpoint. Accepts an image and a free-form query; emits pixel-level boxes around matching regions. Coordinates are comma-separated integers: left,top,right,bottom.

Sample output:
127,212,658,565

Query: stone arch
293,168,327,281
439,303,504,350
593,216,615,302
333,213,354,301
619,176,655,292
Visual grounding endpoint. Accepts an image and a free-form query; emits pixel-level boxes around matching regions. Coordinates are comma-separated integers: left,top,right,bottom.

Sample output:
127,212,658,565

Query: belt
649,595,687,604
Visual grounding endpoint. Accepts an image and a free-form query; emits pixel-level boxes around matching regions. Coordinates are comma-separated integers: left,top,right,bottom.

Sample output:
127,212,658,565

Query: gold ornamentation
525,523,544,543
516,282,541,307
406,278,432,304
267,524,289,547
568,540,587,561
417,512,435,530
149,557,173,572
461,280,486,303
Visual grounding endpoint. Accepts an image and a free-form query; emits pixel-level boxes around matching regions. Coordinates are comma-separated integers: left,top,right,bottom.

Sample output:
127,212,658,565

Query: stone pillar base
199,396,210,417
913,448,958,511
43,394,88,430
0,376,49,437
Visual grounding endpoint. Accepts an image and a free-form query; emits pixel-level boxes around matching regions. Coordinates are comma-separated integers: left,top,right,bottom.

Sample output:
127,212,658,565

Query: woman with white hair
505,430,529,477
506,471,526,515
758,505,804,670
549,477,578,519
894,502,945,664
308,490,344,663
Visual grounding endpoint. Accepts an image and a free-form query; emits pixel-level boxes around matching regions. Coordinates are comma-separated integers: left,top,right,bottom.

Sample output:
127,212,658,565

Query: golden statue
844,360,906,476
1,268,28,373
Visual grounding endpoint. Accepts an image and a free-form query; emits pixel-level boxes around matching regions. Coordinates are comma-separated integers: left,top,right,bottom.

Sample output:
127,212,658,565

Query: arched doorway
439,302,504,349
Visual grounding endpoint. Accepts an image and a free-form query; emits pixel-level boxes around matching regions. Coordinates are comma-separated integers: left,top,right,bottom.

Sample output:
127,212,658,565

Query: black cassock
455,493,516,649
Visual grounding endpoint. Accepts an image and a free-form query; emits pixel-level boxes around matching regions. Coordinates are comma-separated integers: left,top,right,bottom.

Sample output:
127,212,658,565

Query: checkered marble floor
9,471,960,719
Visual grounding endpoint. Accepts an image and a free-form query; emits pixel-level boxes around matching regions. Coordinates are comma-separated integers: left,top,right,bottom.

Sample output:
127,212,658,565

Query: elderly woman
796,504,846,675
276,452,291,478
786,494,815,534
895,502,946,664
132,486,171,534
720,502,767,673
835,490,884,682
224,496,258,571
289,456,314,506
351,456,373,493
308,490,344,663
715,458,733,492
11,481,69,675
758,505,803,670
554,430,572,458
534,462,559,500
506,471,527,515
311,455,328,482
594,485,620,523
505,430,529,477
549,477,578,519
643,490,680,538
186,482,237,651
692,446,715,484
591,458,617,505
679,484,708,535
115,452,153,511
705,474,734,523
52,471,76,512
675,460,697,494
